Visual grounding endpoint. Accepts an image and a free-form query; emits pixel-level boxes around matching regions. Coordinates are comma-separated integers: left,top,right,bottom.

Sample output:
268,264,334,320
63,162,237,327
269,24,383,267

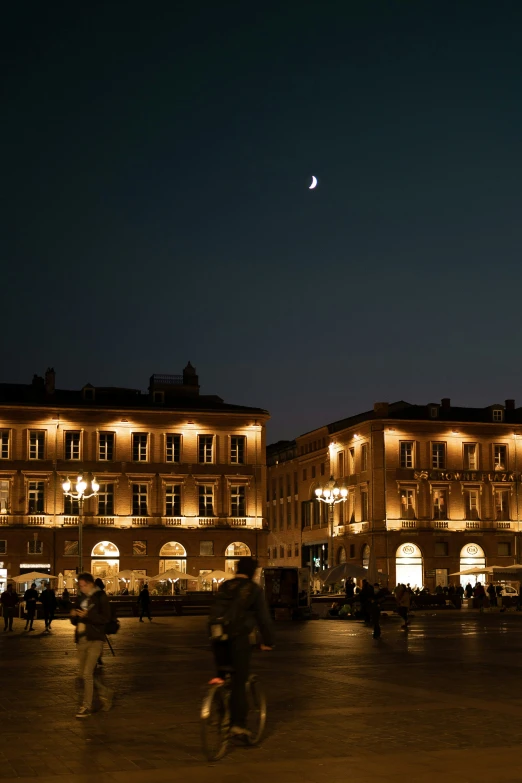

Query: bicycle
200,673,267,761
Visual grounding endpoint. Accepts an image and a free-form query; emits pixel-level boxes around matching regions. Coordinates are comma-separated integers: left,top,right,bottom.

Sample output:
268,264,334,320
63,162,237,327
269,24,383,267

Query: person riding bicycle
209,557,274,738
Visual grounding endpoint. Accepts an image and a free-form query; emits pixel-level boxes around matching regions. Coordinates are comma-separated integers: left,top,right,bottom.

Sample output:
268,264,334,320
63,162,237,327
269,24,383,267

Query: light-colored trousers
77,637,110,708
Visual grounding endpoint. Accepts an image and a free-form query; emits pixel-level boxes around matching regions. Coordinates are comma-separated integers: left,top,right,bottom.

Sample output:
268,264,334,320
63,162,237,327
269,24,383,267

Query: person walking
137,584,152,622
94,579,107,667
359,579,374,625
474,582,486,612
24,583,39,631
1,583,19,632
487,582,497,609
70,572,113,719
395,583,411,629
464,582,474,599
209,557,273,739
40,582,57,631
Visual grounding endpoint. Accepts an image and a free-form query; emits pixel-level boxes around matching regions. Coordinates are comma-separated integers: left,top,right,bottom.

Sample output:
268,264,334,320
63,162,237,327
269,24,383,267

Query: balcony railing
433,520,449,529
132,517,150,526
98,517,115,526
466,521,481,530
401,520,417,529
496,521,511,529
0,514,265,529
63,516,79,526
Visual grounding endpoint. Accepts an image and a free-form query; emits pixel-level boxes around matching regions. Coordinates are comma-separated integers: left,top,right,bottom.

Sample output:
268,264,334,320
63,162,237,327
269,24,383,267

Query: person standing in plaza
40,582,57,631
137,584,152,622
359,579,374,625
474,582,486,612
24,583,39,631
395,584,411,629
487,583,497,609
1,583,19,632
70,572,113,719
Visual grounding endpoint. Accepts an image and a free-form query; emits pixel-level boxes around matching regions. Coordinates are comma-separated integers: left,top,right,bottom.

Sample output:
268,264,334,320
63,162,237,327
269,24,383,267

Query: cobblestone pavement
2,610,522,782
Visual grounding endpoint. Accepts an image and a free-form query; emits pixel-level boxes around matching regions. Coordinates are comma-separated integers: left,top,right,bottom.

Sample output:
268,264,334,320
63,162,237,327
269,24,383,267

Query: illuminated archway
225,542,251,573
395,542,423,588
459,543,486,587
159,541,187,573
91,541,120,580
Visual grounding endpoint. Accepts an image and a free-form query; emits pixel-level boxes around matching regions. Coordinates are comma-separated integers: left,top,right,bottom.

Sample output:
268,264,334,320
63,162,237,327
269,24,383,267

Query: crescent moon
309,175,318,190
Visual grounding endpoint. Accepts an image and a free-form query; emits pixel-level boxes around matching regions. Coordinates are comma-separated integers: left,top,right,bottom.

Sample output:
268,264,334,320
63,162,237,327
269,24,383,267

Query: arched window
459,543,486,587
91,541,120,580
159,541,187,573
395,542,423,588
337,546,347,564
225,542,252,573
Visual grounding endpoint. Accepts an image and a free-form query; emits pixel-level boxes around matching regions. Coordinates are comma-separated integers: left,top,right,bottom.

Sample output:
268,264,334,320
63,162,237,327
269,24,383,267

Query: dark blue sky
5,1,522,442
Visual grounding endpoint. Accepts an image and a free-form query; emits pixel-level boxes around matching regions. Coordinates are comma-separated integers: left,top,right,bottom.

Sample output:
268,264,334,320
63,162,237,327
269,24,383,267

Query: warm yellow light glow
76,477,87,494
314,488,322,497
332,487,340,497
340,488,348,498
91,478,99,493
62,478,71,493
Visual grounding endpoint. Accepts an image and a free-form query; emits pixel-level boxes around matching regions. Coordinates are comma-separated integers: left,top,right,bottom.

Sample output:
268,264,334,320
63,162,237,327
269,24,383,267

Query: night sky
5,1,522,442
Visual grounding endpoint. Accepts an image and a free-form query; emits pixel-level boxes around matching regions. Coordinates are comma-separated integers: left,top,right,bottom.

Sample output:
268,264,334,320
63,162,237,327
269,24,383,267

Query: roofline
0,402,270,419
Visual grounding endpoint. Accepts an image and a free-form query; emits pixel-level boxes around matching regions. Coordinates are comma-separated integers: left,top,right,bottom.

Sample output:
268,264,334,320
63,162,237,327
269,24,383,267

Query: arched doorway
396,543,423,588
225,542,251,573
337,546,347,565
159,542,187,573
460,543,486,587
362,544,370,570
91,541,120,580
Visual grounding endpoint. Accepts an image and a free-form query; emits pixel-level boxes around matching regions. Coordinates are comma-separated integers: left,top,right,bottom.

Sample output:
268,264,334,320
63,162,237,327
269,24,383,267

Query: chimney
441,398,451,410
45,367,55,395
506,399,515,411
373,402,389,417
183,361,199,388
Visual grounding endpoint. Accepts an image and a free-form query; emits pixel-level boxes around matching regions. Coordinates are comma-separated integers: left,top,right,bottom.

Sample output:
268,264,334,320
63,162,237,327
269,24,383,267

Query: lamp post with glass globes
315,477,348,569
62,475,99,574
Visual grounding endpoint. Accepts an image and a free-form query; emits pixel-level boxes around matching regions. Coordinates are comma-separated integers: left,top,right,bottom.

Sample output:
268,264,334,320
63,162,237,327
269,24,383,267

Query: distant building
0,364,268,589
267,399,521,588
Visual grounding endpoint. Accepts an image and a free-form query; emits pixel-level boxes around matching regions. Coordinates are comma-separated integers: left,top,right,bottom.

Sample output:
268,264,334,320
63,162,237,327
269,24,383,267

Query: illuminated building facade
267,399,522,589
0,365,268,589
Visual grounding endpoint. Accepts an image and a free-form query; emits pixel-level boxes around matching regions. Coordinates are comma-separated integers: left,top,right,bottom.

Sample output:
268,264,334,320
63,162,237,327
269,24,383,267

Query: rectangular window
349,448,355,474
0,431,9,459
338,501,345,526
493,409,504,422
400,489,416,519
301,500,312,527
498,542,511,556
0,540,7,555
361,489,368,521
320,462,325,476
435,542,449,556
28,540,43,554
287,545,292,558
302,468,307,481
64,495,80,515
198,435,214,464
98,432,114,461
361,444,368,471
98,483,114,515
287,501,292,527
349,544,355,558
463,443,477,470
432,442,446,469
230,436,245,464
432,489,448,520
311,465,316,479
132,484,148,516
465,489,480,520
294,499,299,528
65,431,81,460
295,543,299,558
199,485,214,516
494,444,507,470
64,540,79,556
29,431,45,460
272,479,277,500
200,540,214,556
28,481,44,513
166,434,181,463
293,472,298,494
400,441,414,469
165,484,181,516
338,451,345,477
0,480,9,514
348,492,355,523
279,477,284,498
132,433,148,462
495,489,510,521
279,546,284,558
133,540,147,555
230,485,246,516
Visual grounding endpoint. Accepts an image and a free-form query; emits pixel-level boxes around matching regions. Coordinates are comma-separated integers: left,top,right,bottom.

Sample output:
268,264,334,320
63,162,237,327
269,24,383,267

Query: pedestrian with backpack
208,557,274,739
70,572,114,719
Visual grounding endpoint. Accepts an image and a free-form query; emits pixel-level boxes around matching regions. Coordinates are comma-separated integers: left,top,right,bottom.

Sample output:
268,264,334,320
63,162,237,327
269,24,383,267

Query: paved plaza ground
2,609,522,782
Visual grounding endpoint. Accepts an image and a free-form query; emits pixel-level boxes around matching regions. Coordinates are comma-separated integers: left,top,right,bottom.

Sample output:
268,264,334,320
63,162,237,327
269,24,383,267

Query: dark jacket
137,588,150,605
214,577,274,647
24,588,39,612
40,588,57,610
1,589,19,610
70,587,111,642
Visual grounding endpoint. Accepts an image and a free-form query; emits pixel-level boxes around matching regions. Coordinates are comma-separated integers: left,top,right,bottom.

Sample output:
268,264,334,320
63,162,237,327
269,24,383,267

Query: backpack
208,579,257,641
104,599,120,635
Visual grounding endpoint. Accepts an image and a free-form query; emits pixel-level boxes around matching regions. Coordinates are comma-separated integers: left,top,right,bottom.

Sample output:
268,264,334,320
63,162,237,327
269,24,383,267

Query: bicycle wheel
245,675,266,745
201,684,229,761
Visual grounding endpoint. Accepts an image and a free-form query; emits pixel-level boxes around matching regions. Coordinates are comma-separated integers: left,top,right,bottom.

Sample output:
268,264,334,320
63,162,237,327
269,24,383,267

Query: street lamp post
62,474,99,575
315,476,348,568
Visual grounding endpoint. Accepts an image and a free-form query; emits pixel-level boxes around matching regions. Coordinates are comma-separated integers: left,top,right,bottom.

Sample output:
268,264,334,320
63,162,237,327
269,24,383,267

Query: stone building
267,399,522,589
0,364,268,590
